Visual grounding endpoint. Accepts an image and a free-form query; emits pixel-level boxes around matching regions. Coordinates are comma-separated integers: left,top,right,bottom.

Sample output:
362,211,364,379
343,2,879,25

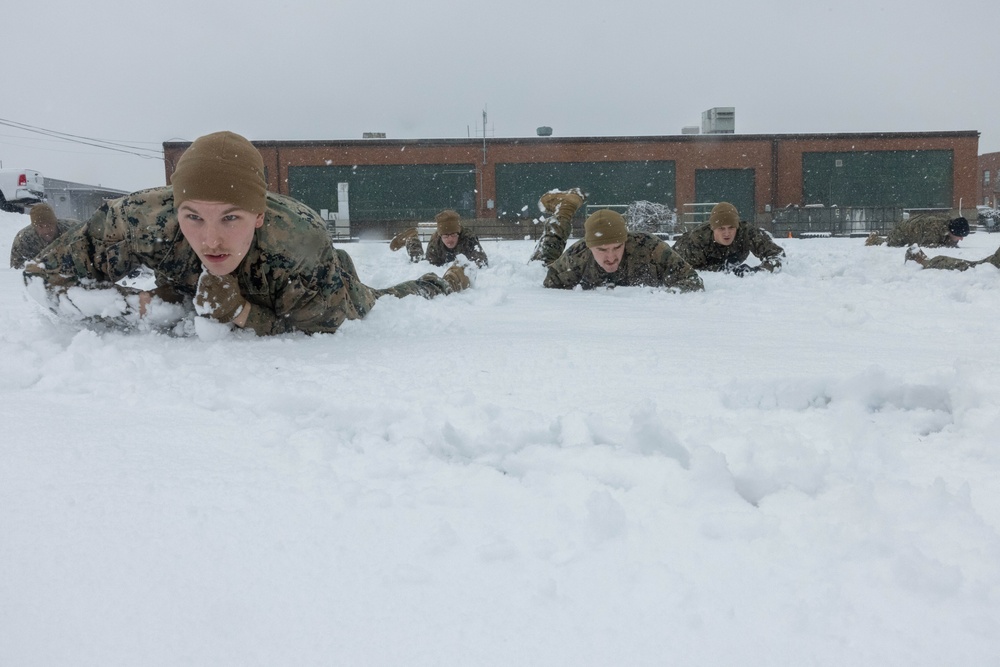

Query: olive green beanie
435,209,462,235
29,203,57,228
708,202,740,229
584,209,627,247
170,131,268,214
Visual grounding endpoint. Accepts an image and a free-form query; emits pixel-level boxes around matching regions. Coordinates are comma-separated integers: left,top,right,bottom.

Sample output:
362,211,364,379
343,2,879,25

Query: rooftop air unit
701,107,735,134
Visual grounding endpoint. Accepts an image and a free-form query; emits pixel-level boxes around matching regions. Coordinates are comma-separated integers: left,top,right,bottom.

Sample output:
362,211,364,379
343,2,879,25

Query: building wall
978,152,1000,207
163,131,980,224
43,178,129,222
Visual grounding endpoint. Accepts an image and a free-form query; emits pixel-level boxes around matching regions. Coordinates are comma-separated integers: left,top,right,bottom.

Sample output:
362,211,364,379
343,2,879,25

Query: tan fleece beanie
170,131,267,214
708,202,740,229
584,210,627,247
30,203,58,228
435,209,462,235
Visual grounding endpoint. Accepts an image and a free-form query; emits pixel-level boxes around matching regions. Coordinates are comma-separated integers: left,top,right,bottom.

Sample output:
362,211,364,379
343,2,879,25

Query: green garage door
695,169,756,222
495,161,675,220
802,150,953,208
288,164,477,222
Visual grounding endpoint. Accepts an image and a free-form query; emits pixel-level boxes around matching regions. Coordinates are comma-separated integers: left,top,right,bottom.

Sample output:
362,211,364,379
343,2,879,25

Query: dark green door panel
288,164,477,222
694,169,756,221
802,150,953,208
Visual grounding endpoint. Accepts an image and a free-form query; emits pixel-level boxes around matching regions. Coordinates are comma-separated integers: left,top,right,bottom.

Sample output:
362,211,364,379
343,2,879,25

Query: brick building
978,151,1000,208
164,130,979,238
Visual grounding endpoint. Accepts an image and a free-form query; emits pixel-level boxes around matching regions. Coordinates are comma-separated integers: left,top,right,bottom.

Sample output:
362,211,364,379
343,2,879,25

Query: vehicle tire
0,192,24,213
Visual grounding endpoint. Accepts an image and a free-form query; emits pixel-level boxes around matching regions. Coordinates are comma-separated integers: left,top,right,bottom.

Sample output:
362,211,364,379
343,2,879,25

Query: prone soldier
904,245,1000,272
671,202,785,276
866,214,969,248
23,131,468,336
390,209,489,267
9,203,76,269
529,189,703,292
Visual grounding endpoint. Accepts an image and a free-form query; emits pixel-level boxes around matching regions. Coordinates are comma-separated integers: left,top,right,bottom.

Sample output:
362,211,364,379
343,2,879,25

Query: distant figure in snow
671,202,785,276
9,203,76,269
529,188,703,292
23,131,469,335
389,209,489,267
904,244,1000,271
865,214,969,248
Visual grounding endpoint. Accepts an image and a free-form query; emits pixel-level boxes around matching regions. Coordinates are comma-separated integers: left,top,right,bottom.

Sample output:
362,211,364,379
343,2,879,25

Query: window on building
985,170,991,187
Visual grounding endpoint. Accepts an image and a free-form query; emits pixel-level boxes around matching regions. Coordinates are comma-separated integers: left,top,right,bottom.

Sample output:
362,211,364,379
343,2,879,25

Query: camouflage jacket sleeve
886,217,951,247
236,196,378,336
543,240,590,289
913,221,952,247
9,227,34,269
646,237,705,292
238,245,377,336
671,225,727,271
23,196,173,293
457,232,489,267
746,226,786,271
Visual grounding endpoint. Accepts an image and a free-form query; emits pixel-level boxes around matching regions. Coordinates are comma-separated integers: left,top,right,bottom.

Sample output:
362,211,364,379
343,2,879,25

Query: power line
0,117,165,161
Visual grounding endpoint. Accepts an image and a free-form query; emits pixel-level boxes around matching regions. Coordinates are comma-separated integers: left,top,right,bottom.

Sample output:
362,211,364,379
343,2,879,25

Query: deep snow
2,210,1000,666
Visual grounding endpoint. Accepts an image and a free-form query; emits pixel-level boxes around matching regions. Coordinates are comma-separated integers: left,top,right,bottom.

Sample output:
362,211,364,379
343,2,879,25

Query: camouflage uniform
920,246,1000,271
531,214,575,266
23,186,457,335
883,214,956,248
9,218,75,269
425,230,489,267
544,232,704,292
671,222,785,272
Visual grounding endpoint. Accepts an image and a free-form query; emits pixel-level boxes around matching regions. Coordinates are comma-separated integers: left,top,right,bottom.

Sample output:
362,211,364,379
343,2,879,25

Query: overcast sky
2,0,996,193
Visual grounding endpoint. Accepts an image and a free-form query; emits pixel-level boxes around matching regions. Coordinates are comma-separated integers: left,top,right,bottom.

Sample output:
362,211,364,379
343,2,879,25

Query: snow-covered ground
3,210,1000,666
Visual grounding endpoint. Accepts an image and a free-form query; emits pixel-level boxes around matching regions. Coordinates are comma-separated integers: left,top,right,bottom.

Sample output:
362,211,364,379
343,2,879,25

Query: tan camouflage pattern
403,234,425,262
425,229,489,267
530,215,573,266
9,219,76,269
544,232,704,292
23,186,453,335
884,214,955,248
922,246,1000,271
672,222,785,272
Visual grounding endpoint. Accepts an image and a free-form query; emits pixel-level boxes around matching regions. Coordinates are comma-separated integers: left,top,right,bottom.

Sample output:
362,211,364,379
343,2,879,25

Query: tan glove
442,265,470,292
194,272,248,323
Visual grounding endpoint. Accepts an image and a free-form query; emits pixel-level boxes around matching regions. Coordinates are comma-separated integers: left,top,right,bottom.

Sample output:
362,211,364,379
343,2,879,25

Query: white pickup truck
0,168,45,213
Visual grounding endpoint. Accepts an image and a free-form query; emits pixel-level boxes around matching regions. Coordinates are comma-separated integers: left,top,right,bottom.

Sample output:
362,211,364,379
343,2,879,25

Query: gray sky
2,0,996,193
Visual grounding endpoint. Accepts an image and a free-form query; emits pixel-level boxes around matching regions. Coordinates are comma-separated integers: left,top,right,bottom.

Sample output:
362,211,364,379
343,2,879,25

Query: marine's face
441,232,460,249
177,200,264,276
33,220,58,244
713,225,738,246
590,242,625,273
947,233,964,247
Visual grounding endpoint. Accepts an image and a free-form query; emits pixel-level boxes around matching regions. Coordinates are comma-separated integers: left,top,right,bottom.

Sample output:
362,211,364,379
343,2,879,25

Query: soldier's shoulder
627,231,666,253
564,238,591,257
114,186,173,209
11,224,33,242
267,193,325,224
742,223,776,239
675,223,712,244
257,194,331,263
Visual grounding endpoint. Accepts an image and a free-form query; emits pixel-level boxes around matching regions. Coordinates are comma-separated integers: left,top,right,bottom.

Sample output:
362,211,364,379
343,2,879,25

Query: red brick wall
978,152,1000,207
164,132,980,221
